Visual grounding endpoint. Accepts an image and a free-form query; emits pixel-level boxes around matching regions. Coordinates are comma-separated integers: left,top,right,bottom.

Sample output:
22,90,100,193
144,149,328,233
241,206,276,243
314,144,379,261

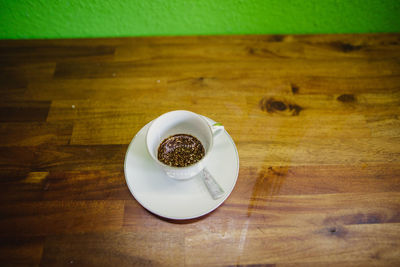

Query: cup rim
145,110,214,170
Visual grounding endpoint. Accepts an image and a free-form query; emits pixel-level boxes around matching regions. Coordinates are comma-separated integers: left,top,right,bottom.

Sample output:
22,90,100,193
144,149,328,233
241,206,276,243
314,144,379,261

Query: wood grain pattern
0,201,124,236
0,34,400,266
0,237,44,267
0,101,51,122
184,224,400,266
0,122,72,146
40,231,184,266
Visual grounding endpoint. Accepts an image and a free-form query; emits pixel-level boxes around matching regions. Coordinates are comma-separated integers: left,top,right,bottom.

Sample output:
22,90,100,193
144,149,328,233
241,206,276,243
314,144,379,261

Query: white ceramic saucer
124,116,239,220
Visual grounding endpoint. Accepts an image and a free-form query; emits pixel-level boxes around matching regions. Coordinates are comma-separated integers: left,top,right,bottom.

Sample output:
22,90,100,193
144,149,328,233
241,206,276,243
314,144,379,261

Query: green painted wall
1,0,399,39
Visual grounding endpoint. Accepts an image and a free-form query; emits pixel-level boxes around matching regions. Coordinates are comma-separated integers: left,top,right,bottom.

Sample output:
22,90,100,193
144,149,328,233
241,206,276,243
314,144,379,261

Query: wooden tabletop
1,34,400,266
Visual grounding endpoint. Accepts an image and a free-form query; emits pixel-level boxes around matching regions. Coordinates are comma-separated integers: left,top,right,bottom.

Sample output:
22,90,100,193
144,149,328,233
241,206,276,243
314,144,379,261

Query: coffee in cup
158,134,205,167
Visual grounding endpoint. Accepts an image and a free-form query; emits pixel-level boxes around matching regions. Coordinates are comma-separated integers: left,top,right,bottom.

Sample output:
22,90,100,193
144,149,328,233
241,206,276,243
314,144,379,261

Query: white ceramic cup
146,110,224,180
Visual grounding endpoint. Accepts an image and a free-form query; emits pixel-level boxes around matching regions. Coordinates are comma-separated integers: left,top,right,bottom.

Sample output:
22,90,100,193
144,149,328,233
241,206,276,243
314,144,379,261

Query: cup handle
211,122,224,137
